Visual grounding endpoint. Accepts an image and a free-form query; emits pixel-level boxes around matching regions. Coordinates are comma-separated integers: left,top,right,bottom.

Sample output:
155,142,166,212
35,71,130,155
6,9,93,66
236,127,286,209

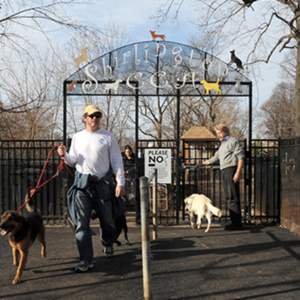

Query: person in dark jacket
124,145,135,178
123,145,136,204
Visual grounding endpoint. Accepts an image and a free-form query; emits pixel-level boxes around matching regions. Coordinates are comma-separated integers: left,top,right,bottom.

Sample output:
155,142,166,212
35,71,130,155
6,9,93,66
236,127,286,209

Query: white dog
184,194,222,232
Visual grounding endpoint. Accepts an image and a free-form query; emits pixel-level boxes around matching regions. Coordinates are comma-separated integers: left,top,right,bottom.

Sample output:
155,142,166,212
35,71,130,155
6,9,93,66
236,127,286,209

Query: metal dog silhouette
200,79,221,95
104,79,123,94
74,48,89,69
150,30,166,41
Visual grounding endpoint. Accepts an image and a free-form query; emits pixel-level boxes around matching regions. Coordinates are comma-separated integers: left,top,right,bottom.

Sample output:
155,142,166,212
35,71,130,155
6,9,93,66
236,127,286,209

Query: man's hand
58,145,66,157
233,159,244,183
196,160,210,168
116,185,126,198
233,173,240,183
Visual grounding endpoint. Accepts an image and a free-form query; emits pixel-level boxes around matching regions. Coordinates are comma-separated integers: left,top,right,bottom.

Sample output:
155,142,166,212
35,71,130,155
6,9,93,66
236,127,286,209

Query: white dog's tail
206,203,222,217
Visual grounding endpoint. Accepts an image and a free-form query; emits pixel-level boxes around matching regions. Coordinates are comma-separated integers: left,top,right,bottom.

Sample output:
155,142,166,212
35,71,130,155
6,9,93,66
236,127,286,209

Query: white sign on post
145,148,172,184
149,184,168,211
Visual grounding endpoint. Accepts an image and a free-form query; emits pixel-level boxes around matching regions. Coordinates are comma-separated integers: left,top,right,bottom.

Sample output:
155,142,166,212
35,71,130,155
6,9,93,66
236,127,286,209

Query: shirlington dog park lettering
75,42,228,94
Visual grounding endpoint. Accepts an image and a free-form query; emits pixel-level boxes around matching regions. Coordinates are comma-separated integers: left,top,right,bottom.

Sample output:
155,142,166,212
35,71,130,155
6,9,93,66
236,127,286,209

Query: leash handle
57,144,74,178
58,144,66,159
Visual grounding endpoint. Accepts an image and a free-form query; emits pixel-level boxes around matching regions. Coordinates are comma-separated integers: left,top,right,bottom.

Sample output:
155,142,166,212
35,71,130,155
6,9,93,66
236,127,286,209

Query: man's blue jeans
74,187,116,263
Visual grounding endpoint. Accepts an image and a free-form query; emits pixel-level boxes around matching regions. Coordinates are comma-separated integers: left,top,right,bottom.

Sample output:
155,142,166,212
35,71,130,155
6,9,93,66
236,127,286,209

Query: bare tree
0,48,69,140
0,1,133,141
152,0,300,134
63,24,133,143
137,95,175,140
258,82,295,138
182,95,247,139
163,35,249,141
279,48,296,82
0,0,102,114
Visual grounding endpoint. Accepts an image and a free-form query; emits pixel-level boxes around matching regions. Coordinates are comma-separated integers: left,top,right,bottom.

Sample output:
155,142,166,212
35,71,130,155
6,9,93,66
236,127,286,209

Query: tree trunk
296,42,300,135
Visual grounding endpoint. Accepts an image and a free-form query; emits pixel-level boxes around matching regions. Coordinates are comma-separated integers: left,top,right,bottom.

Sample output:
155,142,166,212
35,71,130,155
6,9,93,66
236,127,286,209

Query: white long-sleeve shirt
64,128,125,186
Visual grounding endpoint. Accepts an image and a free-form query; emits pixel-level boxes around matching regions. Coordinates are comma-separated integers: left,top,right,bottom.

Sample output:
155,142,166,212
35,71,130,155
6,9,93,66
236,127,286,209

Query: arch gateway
63,40,253,224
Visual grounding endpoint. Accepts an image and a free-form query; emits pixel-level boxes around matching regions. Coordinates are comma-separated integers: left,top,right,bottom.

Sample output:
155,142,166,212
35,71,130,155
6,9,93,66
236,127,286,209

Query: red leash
16,144,74,212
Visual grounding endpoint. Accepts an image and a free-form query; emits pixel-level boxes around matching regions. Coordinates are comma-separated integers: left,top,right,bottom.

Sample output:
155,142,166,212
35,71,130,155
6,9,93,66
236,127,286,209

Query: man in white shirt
58,105,125,272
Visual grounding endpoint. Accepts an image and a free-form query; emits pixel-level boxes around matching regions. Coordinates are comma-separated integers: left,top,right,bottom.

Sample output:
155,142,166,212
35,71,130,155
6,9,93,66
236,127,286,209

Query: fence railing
0,137,300,233
0,140,67,225
251,139,280,224
181,140,247,224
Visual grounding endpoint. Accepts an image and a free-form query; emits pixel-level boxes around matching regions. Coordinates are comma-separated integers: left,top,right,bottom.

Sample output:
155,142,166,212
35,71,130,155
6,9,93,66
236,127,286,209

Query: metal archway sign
63,40,253,223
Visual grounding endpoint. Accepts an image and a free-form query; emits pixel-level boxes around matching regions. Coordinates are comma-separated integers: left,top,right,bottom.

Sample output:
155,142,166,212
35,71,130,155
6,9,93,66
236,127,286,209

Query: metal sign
145,148,172,184
149,184,168,211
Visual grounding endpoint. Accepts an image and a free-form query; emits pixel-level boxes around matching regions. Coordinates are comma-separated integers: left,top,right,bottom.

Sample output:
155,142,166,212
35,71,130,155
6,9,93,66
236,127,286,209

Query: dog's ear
184,197,191,205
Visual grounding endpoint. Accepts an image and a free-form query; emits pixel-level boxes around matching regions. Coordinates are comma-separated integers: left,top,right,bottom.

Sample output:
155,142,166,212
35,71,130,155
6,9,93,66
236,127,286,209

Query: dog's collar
11,219,29,242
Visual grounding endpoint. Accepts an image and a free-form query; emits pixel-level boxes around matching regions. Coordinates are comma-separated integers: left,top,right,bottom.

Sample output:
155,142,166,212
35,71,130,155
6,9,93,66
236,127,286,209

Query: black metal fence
181,140,247,224
0,137,300,232
181,137,298,230
251,139,280,224
0,140,68,225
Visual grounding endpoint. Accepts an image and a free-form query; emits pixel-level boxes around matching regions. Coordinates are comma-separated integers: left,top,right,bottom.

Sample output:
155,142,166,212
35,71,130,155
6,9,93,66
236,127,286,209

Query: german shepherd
0,189,46,284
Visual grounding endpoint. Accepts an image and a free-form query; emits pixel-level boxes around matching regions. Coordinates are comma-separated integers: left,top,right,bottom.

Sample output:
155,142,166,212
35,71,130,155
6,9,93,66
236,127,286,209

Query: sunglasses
88,114,101,119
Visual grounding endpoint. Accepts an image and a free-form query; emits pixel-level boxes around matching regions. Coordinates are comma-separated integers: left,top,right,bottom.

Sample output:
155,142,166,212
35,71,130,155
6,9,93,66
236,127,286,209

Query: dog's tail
123,221,132,245
206,203,222,218
25,188,40,213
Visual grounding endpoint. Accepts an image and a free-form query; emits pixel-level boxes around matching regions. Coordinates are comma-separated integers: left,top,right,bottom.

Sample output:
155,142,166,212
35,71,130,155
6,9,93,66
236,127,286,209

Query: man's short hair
215,124,230,135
